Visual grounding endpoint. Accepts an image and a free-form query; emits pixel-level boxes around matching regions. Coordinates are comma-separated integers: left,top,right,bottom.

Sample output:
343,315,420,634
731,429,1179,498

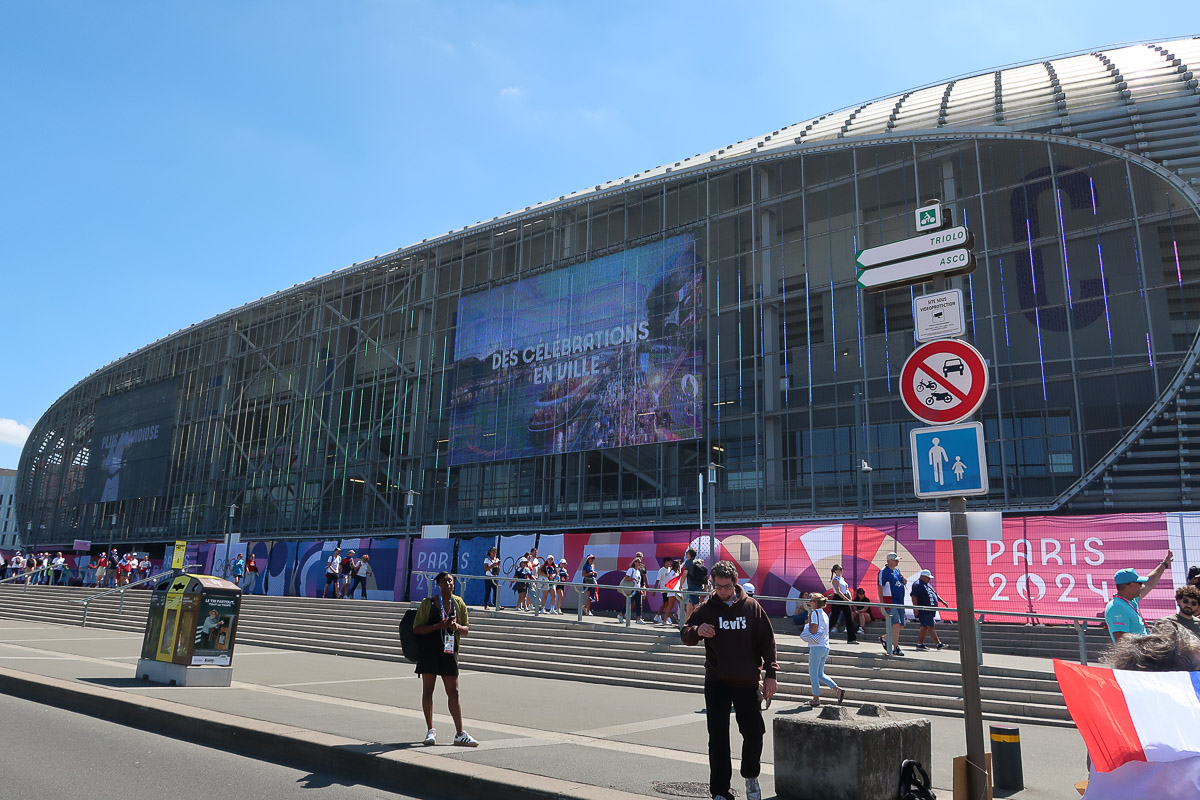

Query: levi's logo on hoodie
719,616,747,630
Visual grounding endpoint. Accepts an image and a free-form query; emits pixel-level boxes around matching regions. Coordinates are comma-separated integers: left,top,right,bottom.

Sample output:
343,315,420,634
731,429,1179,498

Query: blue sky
0,1,1189,470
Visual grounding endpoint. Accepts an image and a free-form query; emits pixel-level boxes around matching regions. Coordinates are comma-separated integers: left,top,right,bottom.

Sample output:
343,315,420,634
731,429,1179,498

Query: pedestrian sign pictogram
900,339,989,424
910,422,989,498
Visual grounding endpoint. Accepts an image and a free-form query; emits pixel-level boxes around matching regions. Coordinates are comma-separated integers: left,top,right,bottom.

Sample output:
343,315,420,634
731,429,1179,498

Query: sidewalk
0,619,1087,799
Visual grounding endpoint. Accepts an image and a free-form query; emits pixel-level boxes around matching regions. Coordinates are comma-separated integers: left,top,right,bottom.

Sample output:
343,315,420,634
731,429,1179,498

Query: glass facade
17,134,1200,545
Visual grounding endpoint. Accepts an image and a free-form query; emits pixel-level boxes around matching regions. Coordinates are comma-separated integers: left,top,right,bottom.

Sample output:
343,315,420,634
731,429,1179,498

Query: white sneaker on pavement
423,728,436,746
746,776,761,800
453,731,479,747
654,614,662,624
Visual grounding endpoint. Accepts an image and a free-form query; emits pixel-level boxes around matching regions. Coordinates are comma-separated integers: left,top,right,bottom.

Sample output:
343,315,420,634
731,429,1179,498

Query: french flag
1054,660,1200,798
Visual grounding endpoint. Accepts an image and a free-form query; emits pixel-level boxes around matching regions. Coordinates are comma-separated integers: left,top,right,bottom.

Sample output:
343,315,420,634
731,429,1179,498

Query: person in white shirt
323,548,341,598
654,562,671,623
482,547,501,609
799,595,844,707
350,554,373,599
656,559,681,625
828,564,857,644
51,552,67,586
620,556,646,624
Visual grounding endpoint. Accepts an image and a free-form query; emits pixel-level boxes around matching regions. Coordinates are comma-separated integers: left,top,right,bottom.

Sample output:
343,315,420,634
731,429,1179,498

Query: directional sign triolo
856,214,977,293
900,338,989,424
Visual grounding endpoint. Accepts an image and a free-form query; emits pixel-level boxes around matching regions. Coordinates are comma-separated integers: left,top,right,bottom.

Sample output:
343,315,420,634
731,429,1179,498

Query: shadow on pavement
78,677,156,689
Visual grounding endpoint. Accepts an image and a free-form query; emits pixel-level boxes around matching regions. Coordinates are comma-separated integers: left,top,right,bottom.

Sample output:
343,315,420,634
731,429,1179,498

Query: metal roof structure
68,36,1200,395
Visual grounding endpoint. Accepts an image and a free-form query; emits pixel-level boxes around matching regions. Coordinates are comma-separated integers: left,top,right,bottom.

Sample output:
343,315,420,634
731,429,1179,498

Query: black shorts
415,650,459,677
917,610,937,627
325,573,337,585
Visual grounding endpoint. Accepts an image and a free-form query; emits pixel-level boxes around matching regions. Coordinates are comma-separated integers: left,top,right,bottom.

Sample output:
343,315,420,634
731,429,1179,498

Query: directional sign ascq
899,339,989,424
857,248,976,292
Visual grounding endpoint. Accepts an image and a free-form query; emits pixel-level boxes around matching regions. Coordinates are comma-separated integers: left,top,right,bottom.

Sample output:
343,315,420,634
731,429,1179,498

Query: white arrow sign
856,226,973,270
857,248,976,292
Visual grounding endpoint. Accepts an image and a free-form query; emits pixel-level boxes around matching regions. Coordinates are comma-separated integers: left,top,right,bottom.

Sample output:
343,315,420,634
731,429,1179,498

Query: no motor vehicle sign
899,339,989,424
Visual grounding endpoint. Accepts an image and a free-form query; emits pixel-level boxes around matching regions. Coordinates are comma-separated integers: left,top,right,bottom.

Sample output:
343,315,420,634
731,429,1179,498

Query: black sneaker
892,647,905,656
935,642,947,650
879,636,889,654
915,643,928,651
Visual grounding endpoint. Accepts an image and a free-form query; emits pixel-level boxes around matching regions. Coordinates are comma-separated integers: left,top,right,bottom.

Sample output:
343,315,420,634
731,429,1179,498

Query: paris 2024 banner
170,511,1194,623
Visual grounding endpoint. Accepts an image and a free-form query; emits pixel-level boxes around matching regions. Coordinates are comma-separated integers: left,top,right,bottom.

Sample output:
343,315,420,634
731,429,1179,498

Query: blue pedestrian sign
910,422,989,498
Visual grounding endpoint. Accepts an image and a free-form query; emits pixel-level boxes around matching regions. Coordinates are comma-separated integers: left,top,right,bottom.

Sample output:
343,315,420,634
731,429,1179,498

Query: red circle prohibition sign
899,339,989,424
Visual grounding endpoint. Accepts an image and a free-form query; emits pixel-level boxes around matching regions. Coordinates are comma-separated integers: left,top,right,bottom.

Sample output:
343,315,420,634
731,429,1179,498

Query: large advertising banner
409,539,456,600
448,234,703,465
951,514,1176,621
456,537,496,606
83,380,179,502
219,512,1184,622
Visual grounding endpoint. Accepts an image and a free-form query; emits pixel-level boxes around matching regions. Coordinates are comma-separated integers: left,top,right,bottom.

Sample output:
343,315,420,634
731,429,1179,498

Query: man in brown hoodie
681,560,778,800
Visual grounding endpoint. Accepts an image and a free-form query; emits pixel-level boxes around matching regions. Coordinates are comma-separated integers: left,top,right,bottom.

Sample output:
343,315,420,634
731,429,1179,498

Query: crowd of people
0,551,69,585
320,547,375,599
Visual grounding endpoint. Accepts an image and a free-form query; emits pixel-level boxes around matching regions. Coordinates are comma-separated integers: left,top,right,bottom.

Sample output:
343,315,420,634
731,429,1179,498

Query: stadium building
16,37,1200,551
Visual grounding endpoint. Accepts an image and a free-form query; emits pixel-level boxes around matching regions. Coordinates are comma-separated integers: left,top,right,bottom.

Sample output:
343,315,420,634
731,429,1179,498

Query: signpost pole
951,494,988,800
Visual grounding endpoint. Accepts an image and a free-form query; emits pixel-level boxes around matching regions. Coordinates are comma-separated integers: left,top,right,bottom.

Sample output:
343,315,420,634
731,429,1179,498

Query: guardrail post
575,583,585,623
624,592,632,627
884,604,894,655
119,588,126,613
81,602,89,628
1075,619,1088,666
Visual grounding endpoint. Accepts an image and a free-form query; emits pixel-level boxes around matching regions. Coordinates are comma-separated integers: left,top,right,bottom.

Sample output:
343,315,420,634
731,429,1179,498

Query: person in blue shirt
1103,551,1173,642
581,554,598,616
910,570,948,651
877,551,907,656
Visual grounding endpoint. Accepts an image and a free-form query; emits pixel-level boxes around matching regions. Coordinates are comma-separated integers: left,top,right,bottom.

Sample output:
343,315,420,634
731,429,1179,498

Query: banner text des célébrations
491,321,650,385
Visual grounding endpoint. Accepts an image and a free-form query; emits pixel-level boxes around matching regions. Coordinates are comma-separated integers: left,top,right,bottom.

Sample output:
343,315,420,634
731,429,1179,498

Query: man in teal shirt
1103,550,1173,642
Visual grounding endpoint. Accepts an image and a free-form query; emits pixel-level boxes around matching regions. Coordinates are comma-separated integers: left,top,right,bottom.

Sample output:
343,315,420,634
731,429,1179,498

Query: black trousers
483,579,498,607
704,676,764,799
350,575,367,598
828,601,856,641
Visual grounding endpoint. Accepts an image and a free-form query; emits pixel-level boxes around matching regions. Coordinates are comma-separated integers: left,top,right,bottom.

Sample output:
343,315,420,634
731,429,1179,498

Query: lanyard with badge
441,597,456,654
1116,595,1143,627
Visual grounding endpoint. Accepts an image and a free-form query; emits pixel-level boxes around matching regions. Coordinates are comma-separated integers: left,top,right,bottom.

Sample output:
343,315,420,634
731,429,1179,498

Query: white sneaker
654,614,662,624
635,619,645,625
423,728,436,746
746,776,761,800
617,614,625,623
453,731,479,747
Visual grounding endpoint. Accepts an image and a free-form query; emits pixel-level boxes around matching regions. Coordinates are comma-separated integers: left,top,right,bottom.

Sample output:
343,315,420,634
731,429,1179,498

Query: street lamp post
706,462,719,564
853,389,873,587
405,489,419,536
224,504,238,578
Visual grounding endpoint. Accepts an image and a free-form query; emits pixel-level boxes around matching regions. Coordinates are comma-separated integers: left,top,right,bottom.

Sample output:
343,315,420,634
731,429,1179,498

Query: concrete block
136,659,233,687
774,703,932,800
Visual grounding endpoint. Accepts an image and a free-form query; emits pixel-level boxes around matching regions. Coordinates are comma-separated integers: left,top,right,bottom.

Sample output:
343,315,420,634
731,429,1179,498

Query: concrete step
0,585,1074,726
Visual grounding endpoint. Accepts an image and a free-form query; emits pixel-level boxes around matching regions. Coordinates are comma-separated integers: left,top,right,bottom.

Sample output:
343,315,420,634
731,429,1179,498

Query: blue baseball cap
1114,568,1148,586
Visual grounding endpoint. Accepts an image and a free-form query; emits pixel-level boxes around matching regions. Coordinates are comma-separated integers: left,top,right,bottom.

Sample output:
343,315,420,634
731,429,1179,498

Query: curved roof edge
51,36,1200,404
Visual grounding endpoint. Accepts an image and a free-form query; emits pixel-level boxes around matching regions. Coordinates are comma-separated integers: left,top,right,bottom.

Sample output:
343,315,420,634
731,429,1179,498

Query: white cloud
499,86,525,99
0,418,31,447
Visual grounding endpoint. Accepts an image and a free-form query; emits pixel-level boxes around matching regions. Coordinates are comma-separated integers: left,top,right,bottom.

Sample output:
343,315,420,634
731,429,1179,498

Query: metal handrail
0,566,61,591
415,570,1112,666
71,564,202,627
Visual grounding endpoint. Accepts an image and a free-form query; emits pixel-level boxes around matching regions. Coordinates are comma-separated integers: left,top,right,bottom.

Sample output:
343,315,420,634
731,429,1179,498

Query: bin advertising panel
192,593,239,665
